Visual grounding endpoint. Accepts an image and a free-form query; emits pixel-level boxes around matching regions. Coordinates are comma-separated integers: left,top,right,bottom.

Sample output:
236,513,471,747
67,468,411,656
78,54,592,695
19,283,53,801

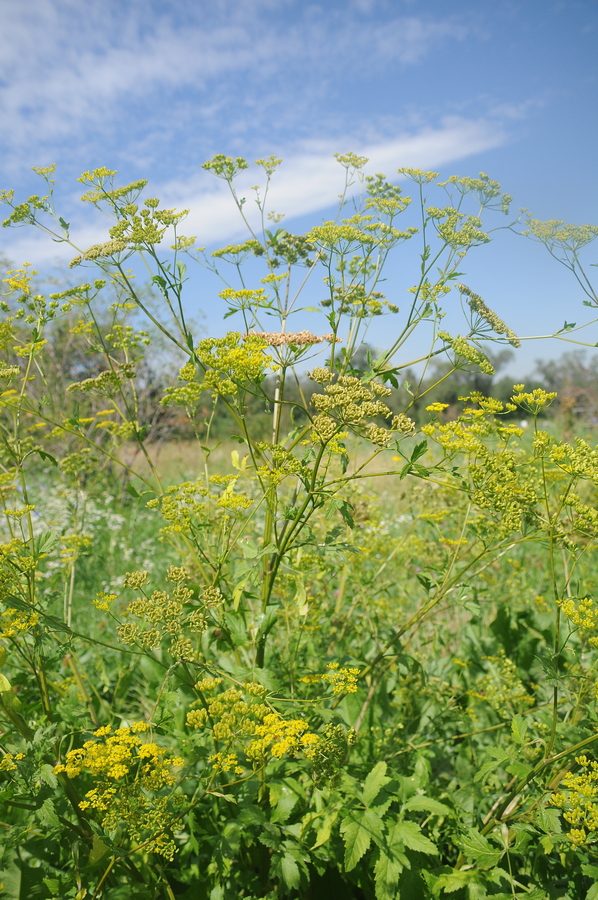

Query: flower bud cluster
117,567,223,660
309,371,412,448
458,283,520,347
246,330,340,347
439,331,494,375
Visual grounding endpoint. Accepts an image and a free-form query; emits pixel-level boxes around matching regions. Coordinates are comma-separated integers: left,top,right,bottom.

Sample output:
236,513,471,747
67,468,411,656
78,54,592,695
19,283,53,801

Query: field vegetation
0,156,597,898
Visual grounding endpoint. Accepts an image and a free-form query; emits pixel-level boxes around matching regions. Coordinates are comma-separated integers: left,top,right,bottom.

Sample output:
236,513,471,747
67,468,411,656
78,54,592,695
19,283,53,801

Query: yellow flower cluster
55,722,184,859
322,662,360,695
559,596,598,645
186,678,323,770
0,608,38,639
2,263,38,297
208,751,244,774
55,722,175,780
93,591,117,612
147,479,209,534
187,679,268,741
426,207,489,248
523,218,598,253
0,751,25,771
195,332,278,397
247,712,318,762
511,385,557,414
551,438,598,482
426,403,449,413
255,442,305,485
551,756,598,847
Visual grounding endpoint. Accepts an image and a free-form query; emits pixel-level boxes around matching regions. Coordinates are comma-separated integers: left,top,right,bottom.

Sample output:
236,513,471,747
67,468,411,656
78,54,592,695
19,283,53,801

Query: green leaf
270,787,298,824
31,447,58,466
38,763,58,789
510,714,528,744
506,760,533,780
309,809,339,849
1,689,21,710
394,820,437,855
459,828,503,868
0,673,11,691
363,761,391,806
473,746,513,783
374,851,403,900
536,805,562,834
402,795,451,816
410,440,428,463
36,797,60,828
279,853,300,890
126,482,141,499
255,606,278,640
433,870,475,894
341,809,385,871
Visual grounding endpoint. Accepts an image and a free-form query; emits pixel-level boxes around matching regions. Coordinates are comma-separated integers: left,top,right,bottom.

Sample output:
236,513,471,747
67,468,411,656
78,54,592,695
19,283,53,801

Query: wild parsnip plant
0,156,598,898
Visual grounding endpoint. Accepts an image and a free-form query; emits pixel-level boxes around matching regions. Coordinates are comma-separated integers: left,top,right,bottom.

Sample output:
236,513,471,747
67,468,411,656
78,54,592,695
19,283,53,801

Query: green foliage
0,154,596,898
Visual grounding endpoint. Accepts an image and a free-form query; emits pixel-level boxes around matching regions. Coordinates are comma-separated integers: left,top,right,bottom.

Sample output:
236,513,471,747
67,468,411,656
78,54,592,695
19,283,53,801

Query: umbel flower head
246,330,341,347
54,722,185,858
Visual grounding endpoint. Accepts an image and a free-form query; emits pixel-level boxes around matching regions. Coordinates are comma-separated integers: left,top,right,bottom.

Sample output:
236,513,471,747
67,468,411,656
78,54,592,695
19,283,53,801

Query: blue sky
1,0,597,374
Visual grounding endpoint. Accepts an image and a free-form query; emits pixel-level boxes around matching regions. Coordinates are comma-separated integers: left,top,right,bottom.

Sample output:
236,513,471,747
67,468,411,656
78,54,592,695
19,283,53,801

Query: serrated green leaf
341,809,385,871
506,760,533,780
474,747,513,783
363,761,390,806
279,853,300,890
510,714,528,744
36,797,60,828
374,851,403,900
38,763,58,789
89,834,111,866
394,820,437,855
310,809,339,849
536,805,562,834
402,795,451,816
270,789,298,824
434,870,474,894
459,828,503,868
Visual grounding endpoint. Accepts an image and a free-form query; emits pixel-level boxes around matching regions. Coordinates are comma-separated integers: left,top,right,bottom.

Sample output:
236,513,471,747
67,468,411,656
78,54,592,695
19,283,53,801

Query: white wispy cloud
1,116,508,267
0,0,472,158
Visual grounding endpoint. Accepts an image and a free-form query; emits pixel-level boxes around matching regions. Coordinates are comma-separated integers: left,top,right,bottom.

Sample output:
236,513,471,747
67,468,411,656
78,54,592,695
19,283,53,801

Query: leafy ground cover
0,157,597,898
